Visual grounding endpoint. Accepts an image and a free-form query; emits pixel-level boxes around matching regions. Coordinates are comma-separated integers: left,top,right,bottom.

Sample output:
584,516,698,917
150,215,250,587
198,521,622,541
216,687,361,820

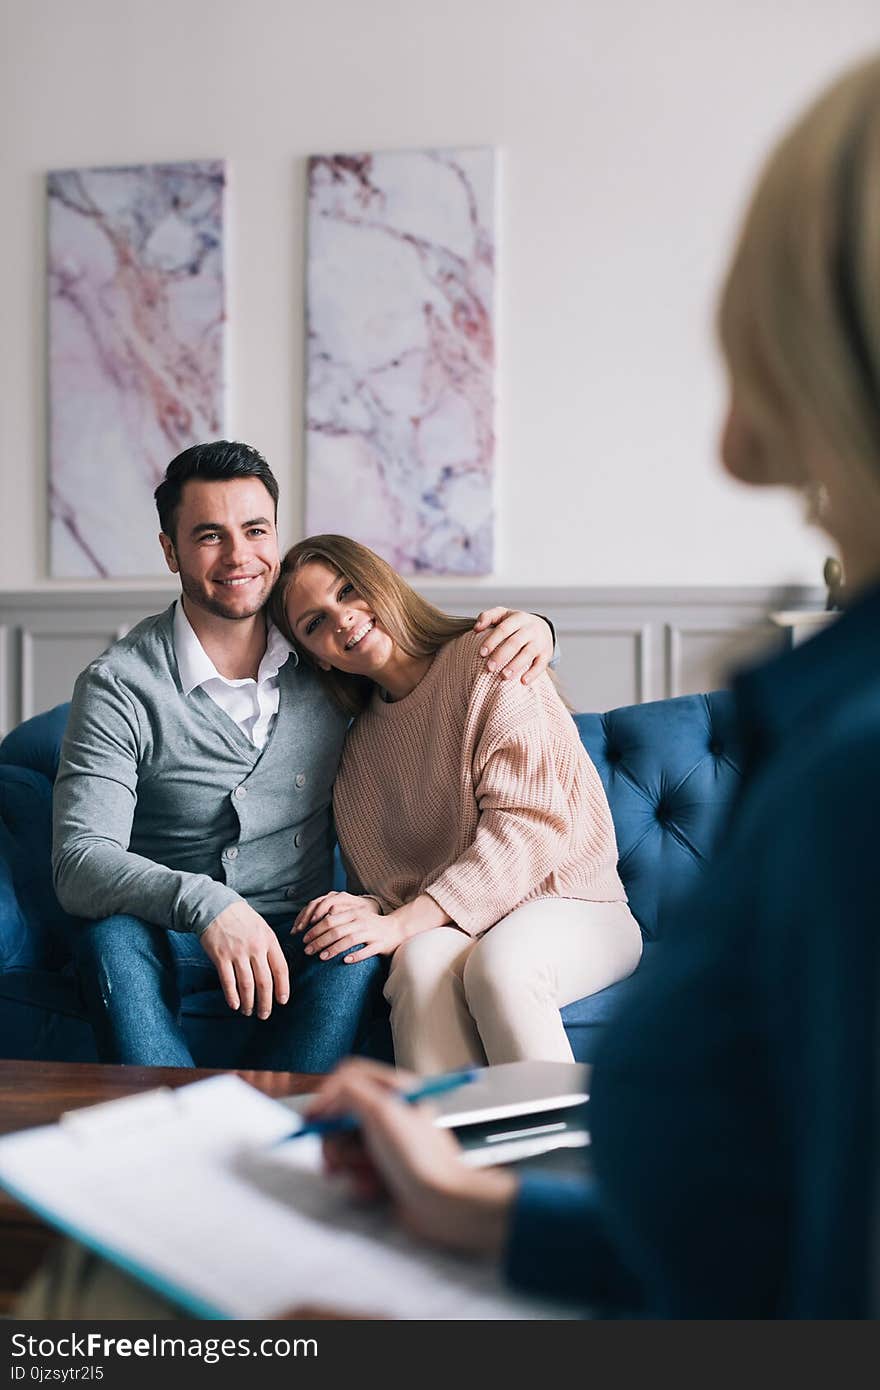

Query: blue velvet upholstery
0,691,741,1066
560,693,742,1053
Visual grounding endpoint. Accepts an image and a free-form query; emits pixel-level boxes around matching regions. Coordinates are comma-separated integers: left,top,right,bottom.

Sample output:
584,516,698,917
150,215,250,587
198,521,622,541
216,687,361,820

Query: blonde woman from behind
300,54,880,1319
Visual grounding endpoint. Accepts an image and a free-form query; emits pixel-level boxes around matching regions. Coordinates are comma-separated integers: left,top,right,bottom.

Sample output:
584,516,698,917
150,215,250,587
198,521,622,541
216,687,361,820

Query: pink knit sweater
332,631,626,936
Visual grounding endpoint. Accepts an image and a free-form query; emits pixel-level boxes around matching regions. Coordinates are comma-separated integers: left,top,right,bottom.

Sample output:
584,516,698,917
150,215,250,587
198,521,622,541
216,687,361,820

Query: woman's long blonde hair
270,535,476,716
718,55,880,510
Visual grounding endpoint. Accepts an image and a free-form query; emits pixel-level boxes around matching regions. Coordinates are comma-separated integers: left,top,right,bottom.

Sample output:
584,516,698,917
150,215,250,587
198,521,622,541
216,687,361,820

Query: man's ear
159,532,179,574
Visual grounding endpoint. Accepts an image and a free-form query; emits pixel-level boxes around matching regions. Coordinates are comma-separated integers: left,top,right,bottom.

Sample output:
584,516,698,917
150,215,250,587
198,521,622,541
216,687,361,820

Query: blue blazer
506,582,880,1317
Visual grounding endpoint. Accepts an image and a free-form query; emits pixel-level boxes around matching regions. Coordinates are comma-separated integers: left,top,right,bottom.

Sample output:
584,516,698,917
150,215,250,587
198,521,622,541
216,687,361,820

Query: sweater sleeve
505,1173,644,1313
52,664,240,936
425,677,576,935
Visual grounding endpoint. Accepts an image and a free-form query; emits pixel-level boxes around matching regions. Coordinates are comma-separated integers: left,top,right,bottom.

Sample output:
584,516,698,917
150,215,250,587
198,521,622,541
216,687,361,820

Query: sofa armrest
0,703,71,781
0,766,77,970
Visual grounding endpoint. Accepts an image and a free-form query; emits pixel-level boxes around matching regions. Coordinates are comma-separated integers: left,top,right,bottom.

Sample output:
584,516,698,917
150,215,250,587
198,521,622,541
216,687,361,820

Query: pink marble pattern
48,160,226,577
305,148,496,574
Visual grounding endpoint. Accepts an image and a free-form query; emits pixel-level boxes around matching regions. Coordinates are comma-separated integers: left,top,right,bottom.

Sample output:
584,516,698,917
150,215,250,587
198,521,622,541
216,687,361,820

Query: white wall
1,0,878,591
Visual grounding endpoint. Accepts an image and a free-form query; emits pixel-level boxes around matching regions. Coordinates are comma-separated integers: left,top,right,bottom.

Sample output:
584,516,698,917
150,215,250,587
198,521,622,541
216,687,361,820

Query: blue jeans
74,913,386,1073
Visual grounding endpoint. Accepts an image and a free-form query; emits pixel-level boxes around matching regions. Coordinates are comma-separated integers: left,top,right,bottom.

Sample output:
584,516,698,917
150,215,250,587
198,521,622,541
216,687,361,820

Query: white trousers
384,897,643,1073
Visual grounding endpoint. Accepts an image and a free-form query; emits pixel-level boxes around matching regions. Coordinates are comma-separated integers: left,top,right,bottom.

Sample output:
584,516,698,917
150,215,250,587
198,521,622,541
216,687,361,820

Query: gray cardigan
52,605,349,936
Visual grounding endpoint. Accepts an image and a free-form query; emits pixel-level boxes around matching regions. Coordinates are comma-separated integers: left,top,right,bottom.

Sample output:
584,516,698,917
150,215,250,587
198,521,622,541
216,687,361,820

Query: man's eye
248,527,267,537
200,533,220,543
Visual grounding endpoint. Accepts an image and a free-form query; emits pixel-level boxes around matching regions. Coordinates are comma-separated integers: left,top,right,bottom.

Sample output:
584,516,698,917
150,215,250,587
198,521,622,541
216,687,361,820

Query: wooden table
0,1058,318,1315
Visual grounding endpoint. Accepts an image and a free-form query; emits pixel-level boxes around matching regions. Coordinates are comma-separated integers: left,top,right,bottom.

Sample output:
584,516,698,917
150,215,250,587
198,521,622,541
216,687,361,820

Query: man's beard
178,569,275,621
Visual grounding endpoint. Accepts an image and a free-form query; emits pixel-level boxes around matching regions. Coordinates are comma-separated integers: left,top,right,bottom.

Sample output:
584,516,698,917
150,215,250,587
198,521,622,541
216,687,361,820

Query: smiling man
52,440,555,1071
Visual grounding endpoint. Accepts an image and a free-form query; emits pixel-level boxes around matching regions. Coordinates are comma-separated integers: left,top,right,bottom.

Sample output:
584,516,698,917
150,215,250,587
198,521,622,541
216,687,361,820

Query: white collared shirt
173,600,296,750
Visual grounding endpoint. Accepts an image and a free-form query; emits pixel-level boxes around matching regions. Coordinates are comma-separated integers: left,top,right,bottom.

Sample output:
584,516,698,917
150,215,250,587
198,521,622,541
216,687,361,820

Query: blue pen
274,1067,480,1144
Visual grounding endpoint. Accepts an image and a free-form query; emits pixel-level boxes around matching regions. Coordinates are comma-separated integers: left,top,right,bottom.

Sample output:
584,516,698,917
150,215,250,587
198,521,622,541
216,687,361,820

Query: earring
803,480,830,525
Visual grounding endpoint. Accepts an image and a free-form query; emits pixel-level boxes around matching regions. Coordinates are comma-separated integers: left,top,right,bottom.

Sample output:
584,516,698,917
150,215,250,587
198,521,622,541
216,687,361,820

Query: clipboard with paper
0,1074,573,1320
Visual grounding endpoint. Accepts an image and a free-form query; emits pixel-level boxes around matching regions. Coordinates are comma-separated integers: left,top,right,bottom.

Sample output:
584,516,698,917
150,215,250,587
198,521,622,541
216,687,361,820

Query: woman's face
285,560,395,675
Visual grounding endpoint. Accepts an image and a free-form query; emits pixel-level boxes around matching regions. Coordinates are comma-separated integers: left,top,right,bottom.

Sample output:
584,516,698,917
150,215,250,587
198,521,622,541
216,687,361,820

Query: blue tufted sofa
0,691,742,1067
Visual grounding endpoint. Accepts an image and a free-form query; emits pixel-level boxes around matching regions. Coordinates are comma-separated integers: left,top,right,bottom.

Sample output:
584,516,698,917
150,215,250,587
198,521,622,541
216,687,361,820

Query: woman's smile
343,617,376,651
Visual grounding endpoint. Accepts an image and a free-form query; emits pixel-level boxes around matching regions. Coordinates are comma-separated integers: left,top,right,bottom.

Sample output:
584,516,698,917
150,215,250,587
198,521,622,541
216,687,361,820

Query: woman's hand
293,891,399,963
293,892,451,963
473,608,554,685
307,1059,517,1255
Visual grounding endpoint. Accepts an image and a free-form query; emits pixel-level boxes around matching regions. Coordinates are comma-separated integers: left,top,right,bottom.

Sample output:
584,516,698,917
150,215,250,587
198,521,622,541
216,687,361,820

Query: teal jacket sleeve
504,1173,643,1312
752,741,879,1317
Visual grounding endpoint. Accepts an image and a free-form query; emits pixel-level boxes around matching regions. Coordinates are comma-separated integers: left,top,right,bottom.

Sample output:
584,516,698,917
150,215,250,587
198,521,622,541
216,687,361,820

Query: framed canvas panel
305,148,497,575
48,159,227,577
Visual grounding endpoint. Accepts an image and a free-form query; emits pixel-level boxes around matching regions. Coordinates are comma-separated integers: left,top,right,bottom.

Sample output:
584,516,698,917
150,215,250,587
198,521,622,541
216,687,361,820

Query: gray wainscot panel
0,585,824,735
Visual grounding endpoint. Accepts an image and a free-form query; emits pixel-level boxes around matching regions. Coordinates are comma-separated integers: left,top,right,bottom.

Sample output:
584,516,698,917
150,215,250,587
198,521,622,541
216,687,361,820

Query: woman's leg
383,927,486,1072
462,899,643,1064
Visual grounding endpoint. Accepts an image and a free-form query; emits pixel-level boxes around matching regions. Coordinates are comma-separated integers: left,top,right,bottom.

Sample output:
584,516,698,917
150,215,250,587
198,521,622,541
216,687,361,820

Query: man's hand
200,901,289,1019
473,609,554,685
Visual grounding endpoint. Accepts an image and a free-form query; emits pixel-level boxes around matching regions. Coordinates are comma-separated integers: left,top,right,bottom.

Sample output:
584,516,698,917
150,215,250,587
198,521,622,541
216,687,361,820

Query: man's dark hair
154,441,280,541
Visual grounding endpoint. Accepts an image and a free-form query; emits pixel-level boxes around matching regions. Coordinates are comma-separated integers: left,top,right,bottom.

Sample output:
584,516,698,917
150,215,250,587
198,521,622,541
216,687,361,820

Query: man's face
159,477,281,622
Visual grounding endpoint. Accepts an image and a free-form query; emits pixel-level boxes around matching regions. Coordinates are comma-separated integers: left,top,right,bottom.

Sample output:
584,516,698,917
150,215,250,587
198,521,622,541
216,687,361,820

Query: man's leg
245,924,386,1073
74,914,204,1066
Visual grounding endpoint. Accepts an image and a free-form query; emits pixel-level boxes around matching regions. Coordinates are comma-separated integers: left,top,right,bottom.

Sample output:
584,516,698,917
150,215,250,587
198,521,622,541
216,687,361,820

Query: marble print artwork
305,148,496,574
48,160,226,577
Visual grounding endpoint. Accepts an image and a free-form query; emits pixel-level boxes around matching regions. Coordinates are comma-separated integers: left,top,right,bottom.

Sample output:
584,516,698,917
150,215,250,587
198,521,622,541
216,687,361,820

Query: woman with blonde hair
270,534,643,1072
304,53,880,1318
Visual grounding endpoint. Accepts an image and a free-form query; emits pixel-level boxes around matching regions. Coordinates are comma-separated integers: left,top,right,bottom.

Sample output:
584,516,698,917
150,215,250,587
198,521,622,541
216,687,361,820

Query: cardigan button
233,785,248,800
225,846,239,861
295,772,306,788
294,832,302,847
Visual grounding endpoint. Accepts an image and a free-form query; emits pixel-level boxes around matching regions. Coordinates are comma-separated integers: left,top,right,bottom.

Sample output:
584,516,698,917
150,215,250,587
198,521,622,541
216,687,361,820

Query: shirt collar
731,578,880,764
173,599,297,696
262,616,297,679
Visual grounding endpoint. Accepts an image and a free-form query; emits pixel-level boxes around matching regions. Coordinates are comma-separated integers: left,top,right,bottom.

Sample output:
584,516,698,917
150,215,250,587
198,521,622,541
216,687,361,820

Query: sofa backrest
576,690,741,939
0,690,742,971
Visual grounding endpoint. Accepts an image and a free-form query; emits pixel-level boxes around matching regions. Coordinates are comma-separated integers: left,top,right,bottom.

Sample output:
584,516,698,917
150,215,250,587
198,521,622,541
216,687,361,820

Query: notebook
279,1060,592,1167
432,1060,591,1166
429,1060,590,1126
